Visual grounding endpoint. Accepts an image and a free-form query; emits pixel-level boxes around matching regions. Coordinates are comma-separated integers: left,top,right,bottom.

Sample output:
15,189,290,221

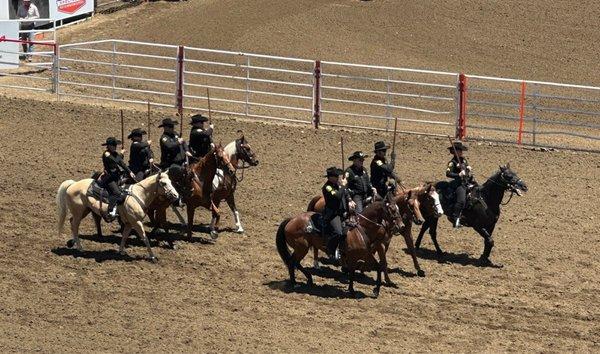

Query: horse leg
291,246,313,286
428,218,444,256
415,220,429,250
373,261,383,298
226,195,244,234
209,207,219,240
375,243,393,286
135,221,157,263
118,224,132,256
402,230,425,277
69,213,84,251
313,247,321,270
92,212,103,237
186,206,195,240
477,226,500,267
348,267,356,298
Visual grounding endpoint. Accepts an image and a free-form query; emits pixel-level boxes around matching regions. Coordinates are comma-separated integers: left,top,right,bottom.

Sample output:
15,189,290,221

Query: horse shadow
410,247,503,268
264,280,368,299
51,247,140,263
319,257,421,278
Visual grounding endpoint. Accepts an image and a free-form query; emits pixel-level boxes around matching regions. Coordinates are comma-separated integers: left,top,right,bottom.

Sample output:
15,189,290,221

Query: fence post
245,56,250,117
176,45,184,116
312,60,322,129
385,71,391,132
517,81,526,145
456,73,468,140
52,43,59,99
111,41,116,99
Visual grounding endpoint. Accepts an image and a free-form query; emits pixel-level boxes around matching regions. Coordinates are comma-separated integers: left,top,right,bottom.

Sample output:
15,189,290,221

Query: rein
501,190,515,206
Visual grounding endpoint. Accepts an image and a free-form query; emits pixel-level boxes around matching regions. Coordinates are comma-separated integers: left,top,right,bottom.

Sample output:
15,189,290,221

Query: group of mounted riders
99,114,214,222
318,139,474,261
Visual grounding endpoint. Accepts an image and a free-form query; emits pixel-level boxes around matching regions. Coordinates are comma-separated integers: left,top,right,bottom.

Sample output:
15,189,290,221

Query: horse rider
128,128,154,182
446,140,474,228
100,137,136,221
322,166,355,260
345,151,377,214
188,114,214,159
370,141,399,198
158,117,190,197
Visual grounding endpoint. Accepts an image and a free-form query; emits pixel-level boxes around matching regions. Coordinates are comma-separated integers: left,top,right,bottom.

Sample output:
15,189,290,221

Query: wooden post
517,81,526,145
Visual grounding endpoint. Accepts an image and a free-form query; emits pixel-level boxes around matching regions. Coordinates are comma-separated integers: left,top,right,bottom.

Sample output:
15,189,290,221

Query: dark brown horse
147,144,235,240
209,134,259,234
276,192,404,297
306,183,443,284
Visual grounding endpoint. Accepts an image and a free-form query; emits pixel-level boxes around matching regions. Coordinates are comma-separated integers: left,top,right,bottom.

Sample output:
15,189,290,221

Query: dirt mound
0,95,598,351
60,0,600,85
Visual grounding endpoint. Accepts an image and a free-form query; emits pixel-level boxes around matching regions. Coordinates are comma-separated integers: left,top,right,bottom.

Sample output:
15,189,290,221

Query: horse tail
56,180,75,236
306,195,320,212
276,218,293,268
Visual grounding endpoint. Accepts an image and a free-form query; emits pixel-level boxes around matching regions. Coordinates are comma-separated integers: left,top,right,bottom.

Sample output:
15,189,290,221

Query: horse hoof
235,228,244,234
386,281,398,288
417,269,426,277
66,239,75,248
313,262,321,270
149,256,159,263
210,231,219,240
372,288,380,298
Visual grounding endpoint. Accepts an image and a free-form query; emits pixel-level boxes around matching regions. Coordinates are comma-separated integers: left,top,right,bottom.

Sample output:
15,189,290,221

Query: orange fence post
518,81,526,145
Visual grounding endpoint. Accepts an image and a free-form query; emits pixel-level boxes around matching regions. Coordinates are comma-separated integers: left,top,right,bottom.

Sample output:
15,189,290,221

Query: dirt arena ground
0,95,599,352
1,0,600,352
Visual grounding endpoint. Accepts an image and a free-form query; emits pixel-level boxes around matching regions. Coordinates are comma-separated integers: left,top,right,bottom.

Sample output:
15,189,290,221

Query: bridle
488,171,524,206
233,142,257,183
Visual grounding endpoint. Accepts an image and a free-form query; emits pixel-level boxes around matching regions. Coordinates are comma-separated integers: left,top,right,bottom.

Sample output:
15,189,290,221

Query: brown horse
307,183,443,284
147,144,235,240
209,134,259,234
276,192,404,297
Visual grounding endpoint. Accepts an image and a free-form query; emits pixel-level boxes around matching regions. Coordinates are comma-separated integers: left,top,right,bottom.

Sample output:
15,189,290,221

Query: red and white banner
50,0,93,21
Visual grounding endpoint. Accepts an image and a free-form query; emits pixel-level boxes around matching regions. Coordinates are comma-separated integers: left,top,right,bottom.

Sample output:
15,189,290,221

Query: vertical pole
456,73,468,140
176,45,184,117
385,71,391,132
111,41,116,100
517,81,526,145
531,84,538,146
312,60,322,129
245,56,250,117
53,43,59,99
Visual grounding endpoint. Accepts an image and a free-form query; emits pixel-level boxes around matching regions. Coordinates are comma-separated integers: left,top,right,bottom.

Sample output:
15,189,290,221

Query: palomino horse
56,172,179,262
415,164,528,266
276,192,404,297
210,133,259,233
147,144,235,240
307,184,443,284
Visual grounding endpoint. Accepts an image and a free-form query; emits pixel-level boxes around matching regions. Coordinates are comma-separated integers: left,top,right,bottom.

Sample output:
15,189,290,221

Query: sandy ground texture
0,95,599,352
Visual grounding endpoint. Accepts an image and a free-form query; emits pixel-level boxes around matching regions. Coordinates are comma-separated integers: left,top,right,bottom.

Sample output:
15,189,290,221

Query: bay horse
415,164,528,266
56,172,179,262
307,184,443,284
276,192,404,298
147,144,235,240
210,133,259,233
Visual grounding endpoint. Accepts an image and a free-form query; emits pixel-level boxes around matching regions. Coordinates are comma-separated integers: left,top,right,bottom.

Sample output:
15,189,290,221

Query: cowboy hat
158,118,179,128
348,151,368,161
127,128,147,139
101,137,121,146
373,141,390,152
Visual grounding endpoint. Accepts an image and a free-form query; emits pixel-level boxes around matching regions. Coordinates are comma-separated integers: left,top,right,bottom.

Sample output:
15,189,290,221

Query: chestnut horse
276,192,404,297
210,134,259,233
307,183,443,285
147,144,235,240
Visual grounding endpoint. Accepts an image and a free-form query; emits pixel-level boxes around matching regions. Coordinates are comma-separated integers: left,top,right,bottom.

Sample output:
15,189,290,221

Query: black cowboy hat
348,151,368,161
158,118,179,128
127,128,147,139
448,140,469,152
374,141,390,152
324,166,344,177
101,137,121,146
190,114,209,125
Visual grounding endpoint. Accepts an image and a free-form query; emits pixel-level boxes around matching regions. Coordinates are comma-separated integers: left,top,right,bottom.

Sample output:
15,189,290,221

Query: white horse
210,134,259,233
56,172,179,262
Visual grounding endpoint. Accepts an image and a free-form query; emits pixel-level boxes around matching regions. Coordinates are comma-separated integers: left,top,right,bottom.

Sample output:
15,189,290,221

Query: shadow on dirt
411,247,503,268
51,247,139,263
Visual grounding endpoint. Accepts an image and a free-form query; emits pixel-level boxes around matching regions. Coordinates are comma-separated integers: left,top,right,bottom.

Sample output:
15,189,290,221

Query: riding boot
326,235,340,260
105,201,118,223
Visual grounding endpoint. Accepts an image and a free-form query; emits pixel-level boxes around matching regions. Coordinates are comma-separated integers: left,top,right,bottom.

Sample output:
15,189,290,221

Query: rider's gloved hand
466,166,472,172
459,170,466,177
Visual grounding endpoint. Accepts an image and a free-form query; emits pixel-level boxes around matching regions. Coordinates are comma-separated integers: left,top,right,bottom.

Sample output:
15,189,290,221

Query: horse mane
224,140,237,159
191,146,217,173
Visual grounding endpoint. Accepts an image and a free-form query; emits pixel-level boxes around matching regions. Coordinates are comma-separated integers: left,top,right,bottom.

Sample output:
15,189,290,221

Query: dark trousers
453,185,467,219
105,180,124,211
374,184,387,199
352,194,366,214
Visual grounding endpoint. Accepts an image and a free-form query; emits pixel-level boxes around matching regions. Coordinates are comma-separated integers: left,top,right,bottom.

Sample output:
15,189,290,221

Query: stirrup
453,218,462,228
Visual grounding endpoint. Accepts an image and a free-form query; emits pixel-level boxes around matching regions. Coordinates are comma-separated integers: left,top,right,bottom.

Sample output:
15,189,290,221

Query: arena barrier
1,38,599,152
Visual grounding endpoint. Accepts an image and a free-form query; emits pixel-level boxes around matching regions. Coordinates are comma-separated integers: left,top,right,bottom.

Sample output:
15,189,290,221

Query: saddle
86,180,110,204
436,180,482,212
306,213,324,234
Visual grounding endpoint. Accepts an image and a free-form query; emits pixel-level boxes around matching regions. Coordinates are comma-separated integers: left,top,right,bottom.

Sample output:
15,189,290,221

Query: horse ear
506,162,511,169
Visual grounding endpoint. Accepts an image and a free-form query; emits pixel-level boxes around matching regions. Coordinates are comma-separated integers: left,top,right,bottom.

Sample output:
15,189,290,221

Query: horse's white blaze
431,191,444,215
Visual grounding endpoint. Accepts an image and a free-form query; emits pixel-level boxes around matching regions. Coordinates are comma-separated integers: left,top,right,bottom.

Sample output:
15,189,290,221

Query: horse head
235,131,259,166
497,163,528,196
406,189,425,225
156,172,179,203
383,191,404,233
214,143,236,174
417,182,443,219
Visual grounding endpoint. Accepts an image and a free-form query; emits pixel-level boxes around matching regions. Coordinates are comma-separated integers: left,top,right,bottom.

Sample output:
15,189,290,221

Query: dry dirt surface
0,95,599,352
